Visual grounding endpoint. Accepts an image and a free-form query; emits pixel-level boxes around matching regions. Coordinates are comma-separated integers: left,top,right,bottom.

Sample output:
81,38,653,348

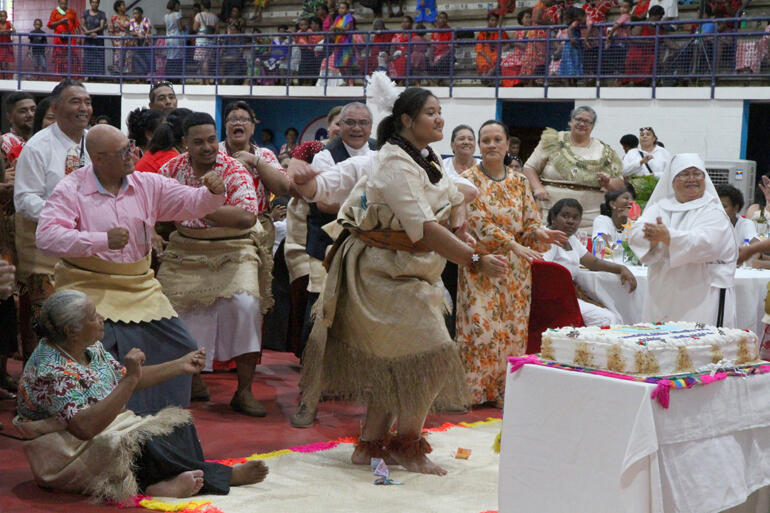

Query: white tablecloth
499,364,770,513
575,266,770,335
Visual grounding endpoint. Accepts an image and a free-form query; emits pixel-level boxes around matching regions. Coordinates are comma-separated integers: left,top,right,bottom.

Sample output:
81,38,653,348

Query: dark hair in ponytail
600,188,631,217
376,87,436,149
127,107,165,149
148,107,192,153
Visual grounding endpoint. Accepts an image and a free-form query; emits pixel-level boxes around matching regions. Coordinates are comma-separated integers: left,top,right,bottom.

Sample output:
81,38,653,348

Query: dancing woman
300,87,507,475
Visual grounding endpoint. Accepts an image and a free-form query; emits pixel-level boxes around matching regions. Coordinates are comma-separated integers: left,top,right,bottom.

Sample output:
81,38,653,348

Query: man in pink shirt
36,125,226,415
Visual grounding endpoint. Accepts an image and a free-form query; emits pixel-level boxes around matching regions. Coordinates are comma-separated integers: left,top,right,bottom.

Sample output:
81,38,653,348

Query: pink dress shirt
36,164,226,263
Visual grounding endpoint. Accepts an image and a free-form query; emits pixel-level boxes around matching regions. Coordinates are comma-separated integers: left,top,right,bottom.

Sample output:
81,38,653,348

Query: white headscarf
644,153,720,213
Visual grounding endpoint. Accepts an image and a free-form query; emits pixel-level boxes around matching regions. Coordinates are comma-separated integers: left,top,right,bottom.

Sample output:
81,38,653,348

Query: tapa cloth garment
54,255,176,324
157,224,273,314
13,407,192,502
629,153,738,326
524,128,623,228
300,142,469,412
14,214,57,282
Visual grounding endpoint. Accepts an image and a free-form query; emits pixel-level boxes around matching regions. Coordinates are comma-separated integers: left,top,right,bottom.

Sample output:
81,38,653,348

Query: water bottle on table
741,238,752,268
613,240,625,264
592,233,606,259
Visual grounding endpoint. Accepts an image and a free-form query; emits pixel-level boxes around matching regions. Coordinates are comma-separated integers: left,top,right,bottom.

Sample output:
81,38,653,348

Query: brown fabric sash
323,228,431,271
175,224,253,240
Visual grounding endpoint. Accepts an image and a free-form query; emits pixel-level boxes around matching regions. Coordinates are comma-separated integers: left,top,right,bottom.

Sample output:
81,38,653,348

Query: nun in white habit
628,153,738,327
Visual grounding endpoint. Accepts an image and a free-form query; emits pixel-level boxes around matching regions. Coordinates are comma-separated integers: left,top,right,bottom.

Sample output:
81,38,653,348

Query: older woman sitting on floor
14,290,268,502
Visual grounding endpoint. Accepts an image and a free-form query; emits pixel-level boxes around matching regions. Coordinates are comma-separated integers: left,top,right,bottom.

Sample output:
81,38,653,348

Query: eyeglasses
639,127,654,133
572,117,594,126
98,139,135,159
226,117,254,125
674,170,705,180
341,118,372,128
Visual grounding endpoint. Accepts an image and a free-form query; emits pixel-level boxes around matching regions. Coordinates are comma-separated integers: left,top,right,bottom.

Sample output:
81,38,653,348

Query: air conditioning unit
705,160,756,214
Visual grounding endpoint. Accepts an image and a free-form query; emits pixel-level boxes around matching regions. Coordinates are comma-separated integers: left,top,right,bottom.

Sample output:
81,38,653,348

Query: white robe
628,201,737,327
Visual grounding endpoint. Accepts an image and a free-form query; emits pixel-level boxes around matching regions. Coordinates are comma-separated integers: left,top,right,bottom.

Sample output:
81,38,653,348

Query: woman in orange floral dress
456,120,566,406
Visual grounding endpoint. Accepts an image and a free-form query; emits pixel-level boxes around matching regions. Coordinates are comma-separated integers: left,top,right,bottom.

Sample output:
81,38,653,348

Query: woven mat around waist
157,228,273,313
14,214,58,281
55,255,177,323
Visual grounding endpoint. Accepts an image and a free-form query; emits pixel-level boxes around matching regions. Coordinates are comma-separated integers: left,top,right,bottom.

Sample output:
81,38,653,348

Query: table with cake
498,322,770,513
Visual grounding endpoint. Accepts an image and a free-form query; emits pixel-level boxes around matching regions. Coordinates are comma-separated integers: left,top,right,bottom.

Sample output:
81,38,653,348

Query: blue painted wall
219,97,361,149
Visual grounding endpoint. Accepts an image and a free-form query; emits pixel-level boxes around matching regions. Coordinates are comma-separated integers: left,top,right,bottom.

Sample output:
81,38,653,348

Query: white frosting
541,322,760,376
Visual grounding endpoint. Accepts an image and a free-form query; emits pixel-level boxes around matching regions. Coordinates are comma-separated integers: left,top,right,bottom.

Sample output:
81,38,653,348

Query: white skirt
180,292,262,371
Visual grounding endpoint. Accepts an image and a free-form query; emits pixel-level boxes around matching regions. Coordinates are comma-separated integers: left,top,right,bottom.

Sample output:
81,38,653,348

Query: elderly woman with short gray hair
14,290,268,502
522,106,624,228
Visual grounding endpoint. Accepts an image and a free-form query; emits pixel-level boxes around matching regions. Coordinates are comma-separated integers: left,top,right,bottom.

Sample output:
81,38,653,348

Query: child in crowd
411,23,429,77
559,7,585,83
367,18,391,74
29,19,48,78
605,0,633,76
0,11,14,79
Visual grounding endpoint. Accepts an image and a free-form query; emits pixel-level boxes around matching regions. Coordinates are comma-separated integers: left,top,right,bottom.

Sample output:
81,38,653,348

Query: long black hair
600,188,632,217
147,107,192,153
547,198,583,225
127,107,165,149
32,97,52,134
376,87,436,149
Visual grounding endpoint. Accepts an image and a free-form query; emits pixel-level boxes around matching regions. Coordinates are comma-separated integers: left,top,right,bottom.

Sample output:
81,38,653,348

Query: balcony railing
4,17,769,98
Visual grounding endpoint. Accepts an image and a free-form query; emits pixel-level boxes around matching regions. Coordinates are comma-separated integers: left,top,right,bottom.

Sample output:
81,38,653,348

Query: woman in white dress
543,199,636,326
623,127,672,178
629,153,737,326
592,187,634,244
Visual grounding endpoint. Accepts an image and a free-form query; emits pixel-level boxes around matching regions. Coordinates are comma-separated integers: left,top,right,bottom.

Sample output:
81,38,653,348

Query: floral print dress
455,165,547,404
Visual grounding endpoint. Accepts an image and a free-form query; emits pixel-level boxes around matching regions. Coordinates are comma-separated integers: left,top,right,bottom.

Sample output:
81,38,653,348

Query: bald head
86,124,126,155
87,124,135,182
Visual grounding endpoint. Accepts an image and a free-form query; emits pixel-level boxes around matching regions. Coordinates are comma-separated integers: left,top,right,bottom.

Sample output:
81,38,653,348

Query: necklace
479,161,507,182
48,340,88,366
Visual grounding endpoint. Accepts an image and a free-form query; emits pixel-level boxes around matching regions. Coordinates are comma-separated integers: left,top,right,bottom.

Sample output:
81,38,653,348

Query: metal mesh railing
3,17,769,97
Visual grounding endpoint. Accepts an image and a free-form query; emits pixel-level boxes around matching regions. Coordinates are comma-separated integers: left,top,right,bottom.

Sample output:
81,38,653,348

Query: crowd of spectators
0,0,765,84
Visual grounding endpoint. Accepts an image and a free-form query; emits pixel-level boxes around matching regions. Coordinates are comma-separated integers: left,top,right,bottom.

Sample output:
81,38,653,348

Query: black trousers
135,422,232,495
0,296,17,358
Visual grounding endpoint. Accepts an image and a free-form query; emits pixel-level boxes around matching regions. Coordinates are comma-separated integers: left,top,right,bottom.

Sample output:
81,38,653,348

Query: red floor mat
0,350,499,513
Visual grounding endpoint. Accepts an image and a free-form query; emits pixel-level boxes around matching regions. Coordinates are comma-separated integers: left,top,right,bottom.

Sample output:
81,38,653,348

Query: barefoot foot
351,445,398,466
390,453,447,476
231,460,269,486
145,470,204,497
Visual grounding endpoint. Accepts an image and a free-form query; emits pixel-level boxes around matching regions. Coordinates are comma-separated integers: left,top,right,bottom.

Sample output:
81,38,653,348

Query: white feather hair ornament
366,71,400,115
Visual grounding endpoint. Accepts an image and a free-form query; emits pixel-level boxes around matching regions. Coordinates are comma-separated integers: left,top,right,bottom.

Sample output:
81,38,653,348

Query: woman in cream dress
300,88,507,475
523,105,623,228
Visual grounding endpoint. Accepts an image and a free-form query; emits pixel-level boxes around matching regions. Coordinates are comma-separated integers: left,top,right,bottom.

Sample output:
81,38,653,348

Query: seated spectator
389,16,414,79
411,23,429,76
717,184,759,245
297,16,323,83
649,0,677,19
624,5,663,84
135,107,192,173
500,9,531,86
543,199,634,326
14,290,269,502
521,6,548,78
366,18,391,74
126,107,165,153
476,12,509,77
605,0,633,76
592,188,635,243
220,20,247,84
279,127,299,161
260,128,279,155
428,12,452,76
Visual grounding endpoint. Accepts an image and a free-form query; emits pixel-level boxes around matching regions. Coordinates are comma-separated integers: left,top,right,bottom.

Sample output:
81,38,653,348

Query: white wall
584,98,745,161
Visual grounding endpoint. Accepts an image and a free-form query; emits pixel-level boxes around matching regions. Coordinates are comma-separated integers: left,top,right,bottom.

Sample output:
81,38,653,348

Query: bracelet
468,252,481,272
